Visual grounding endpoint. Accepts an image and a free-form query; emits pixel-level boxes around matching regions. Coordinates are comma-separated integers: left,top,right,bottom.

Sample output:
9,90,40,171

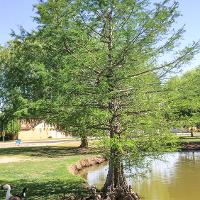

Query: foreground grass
0,145,97,200
2,137,195,199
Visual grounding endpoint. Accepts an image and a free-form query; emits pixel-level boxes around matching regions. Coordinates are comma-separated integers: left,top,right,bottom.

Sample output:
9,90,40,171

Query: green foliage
5,119,20,135
166,67,200,128
100,128,178,161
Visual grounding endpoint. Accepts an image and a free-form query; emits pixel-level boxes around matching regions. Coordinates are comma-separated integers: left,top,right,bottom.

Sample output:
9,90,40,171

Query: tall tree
33,1,199,198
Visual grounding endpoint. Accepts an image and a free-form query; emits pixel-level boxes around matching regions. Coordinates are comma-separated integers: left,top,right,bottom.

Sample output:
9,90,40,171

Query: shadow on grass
0,179,88,200
0,146,100,158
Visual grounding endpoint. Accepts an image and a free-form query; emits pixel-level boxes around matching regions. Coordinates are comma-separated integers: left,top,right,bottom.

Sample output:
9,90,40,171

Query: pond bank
69,141,200,175
69,155,106,175
181,141,200,151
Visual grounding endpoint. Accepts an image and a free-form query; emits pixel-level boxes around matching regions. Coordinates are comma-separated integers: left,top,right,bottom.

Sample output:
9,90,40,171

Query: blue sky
0,0,38,45
0,0,200,72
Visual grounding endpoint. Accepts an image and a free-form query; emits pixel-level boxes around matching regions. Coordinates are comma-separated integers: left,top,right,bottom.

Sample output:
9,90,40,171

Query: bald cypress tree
33,1,199,198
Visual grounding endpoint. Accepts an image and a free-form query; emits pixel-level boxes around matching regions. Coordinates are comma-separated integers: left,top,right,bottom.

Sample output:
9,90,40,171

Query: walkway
0,138,80,148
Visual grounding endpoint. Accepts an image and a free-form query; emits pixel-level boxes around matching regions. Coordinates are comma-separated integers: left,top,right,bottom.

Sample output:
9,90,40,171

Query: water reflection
79,152,200,200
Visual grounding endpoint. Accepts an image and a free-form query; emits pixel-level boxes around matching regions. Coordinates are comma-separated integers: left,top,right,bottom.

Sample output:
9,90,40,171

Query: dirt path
0,156,34,163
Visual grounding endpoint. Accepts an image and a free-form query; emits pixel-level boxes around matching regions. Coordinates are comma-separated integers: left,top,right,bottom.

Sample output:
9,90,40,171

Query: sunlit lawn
0,145,97,200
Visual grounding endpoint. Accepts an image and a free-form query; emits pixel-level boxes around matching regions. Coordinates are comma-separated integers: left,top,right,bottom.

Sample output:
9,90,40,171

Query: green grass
0,145,96,200
179,136,200,143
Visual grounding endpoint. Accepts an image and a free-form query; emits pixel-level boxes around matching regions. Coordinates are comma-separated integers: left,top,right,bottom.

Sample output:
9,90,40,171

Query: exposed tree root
60,185,140,200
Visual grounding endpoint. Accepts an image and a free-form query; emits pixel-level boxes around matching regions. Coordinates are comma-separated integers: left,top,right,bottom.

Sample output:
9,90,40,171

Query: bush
5,119,20,140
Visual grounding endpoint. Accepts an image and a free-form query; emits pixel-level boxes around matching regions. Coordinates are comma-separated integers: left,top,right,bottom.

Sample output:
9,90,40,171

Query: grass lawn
179,136,200,143
0,144,98,200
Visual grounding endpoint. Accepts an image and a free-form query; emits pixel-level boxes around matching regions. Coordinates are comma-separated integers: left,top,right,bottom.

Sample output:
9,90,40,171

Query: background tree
0,23,94,147
166,67,200,137
0,38,49,140
4,119,21,140
0,112,20,141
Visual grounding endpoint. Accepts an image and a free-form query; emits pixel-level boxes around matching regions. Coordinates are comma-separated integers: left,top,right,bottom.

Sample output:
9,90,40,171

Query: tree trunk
191,131,194,137
79,136,88,148
103,151,127,189
102,149,140,200
190,128,194,137
101,6,140,200
2,132,5,142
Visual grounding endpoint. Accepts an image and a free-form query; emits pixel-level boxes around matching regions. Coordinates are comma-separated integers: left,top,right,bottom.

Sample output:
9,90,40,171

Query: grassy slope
0,145,96,200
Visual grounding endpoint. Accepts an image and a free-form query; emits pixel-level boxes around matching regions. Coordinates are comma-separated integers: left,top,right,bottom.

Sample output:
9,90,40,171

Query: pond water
79,152,200,200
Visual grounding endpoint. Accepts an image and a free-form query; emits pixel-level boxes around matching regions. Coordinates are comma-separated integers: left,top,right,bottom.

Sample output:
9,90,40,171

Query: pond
79,152,200,200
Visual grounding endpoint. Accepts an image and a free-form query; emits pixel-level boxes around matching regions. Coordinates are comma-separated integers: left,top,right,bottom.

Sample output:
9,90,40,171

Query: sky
0,0,200,72
0,0,38,45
